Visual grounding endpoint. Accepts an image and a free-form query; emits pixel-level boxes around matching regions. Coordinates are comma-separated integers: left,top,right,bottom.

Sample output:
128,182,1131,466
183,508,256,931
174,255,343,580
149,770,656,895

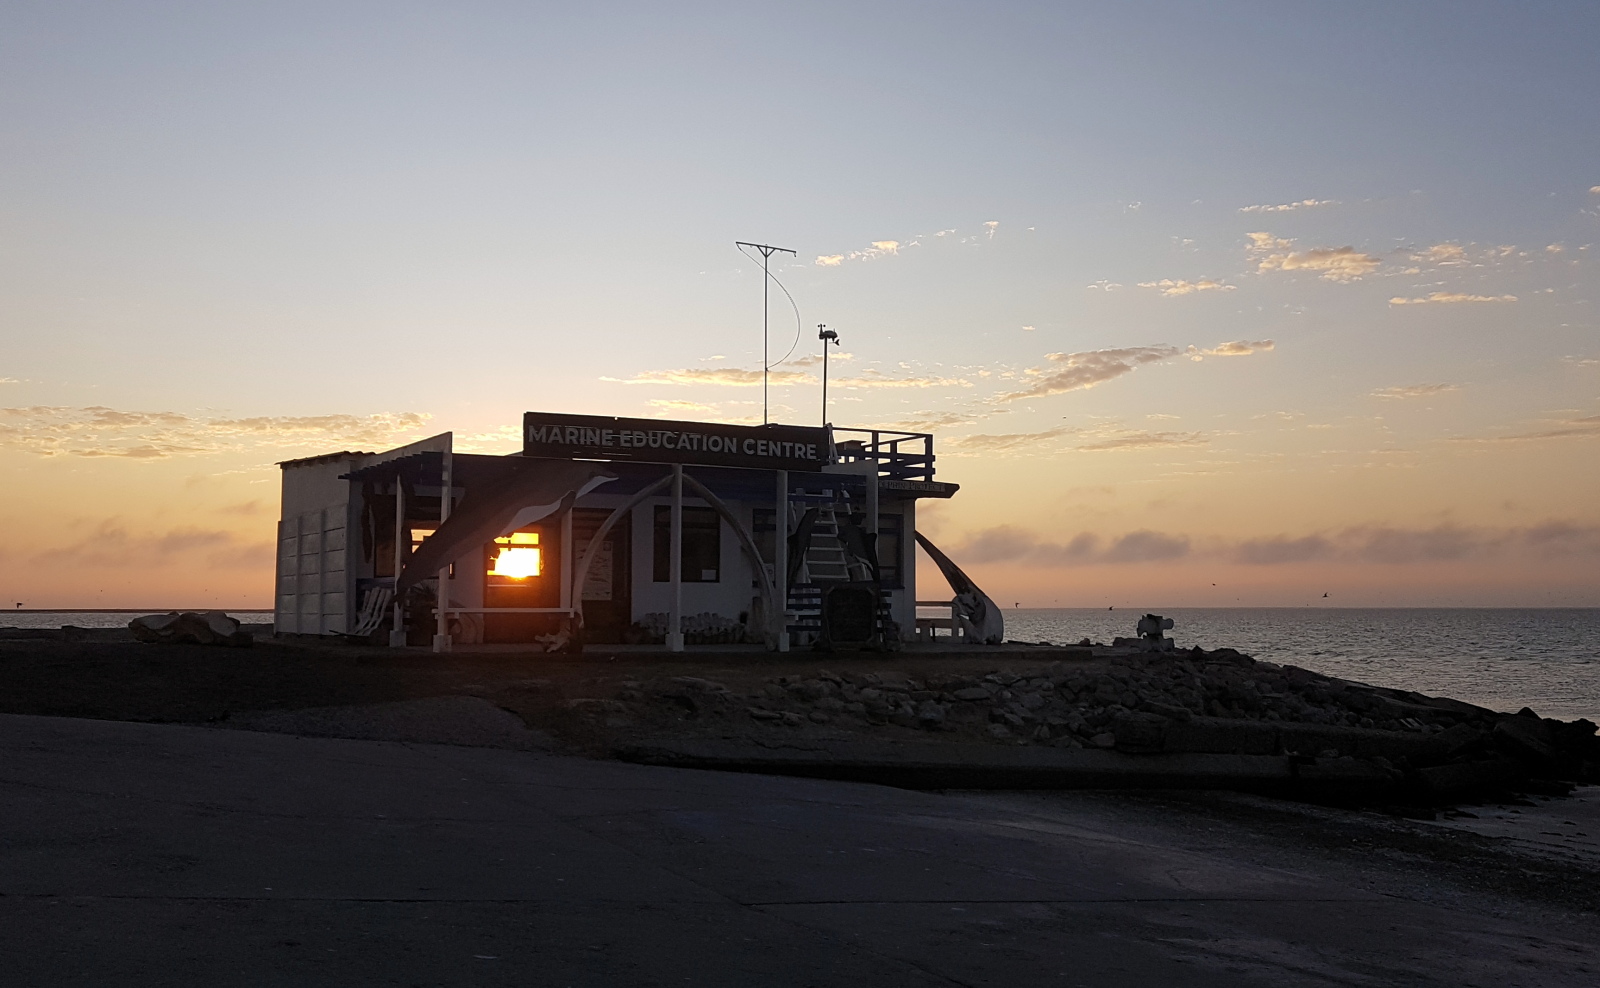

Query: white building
274,412,987,651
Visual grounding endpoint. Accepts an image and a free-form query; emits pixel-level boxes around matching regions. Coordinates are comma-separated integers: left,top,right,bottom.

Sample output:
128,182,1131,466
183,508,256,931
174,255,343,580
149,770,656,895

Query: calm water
4,611,274,629
1003,608,1600,722
6,608,1598,722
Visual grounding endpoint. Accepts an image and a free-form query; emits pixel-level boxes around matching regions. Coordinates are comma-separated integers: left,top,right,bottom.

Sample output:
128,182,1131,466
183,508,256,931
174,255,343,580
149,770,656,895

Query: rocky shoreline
3,625,1593,806
583,646,1599,804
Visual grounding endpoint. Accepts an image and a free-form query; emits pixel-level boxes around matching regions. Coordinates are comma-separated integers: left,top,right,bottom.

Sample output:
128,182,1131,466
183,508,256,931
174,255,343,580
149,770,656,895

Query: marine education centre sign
523,412,832,471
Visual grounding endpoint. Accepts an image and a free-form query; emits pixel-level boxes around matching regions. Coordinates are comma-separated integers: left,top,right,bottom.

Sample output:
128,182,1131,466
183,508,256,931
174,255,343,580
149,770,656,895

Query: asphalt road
2,712,1595,987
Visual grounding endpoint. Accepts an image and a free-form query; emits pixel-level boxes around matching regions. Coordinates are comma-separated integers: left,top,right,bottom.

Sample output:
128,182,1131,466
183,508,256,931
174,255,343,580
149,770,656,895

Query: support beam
774,469,789,652
432,449,453,653
865,468,879,536
389,481,406,647
667,464,685,652
560,507,574,612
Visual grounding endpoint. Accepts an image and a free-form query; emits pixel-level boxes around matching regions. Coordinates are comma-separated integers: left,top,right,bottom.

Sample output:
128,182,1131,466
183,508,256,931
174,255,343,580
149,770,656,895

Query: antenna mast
736,241,795,424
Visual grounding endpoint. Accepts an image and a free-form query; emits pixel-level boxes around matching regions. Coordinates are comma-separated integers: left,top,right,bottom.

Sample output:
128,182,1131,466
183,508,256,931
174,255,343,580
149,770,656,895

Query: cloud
995,340,1271,402
1238,522,1600,564
942,426,1080,453
646,399,720,415
1202,340,1274,357
942,422,1206,454
604,367,812,387
1233,535,1335,565
1463,412,1600,443
1257,244,1381,281
1137,278,1236,296
833,369,971,389
1389,292,1517,305
785,351,853,368
949,525,1188,566
1073,430,1207,452
1412,244,1465,264
1102,530,1191,562
0,406,431,459
1239,198,1339,213
815,240,903,265
995,346,1182,401
957,520,1600,569
984,221,999,239
1246,232,1294,252
1371,383,1460,399
32,519,273,570
884,409,999,432
1344,525,1495,564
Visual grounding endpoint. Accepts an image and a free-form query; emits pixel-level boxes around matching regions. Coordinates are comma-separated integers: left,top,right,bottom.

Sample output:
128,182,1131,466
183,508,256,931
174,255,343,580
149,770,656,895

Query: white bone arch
568,471,783,648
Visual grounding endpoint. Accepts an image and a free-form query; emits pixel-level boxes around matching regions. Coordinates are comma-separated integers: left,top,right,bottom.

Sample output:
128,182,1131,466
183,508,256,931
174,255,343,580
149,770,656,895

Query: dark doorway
575,508,632,643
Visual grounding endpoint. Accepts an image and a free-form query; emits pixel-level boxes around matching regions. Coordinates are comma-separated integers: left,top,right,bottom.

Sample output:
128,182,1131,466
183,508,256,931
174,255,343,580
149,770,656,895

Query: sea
5,607,1599,723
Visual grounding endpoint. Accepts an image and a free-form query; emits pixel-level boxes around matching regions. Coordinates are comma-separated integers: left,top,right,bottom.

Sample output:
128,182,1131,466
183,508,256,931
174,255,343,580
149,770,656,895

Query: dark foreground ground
3,631,1599,984
4,712,1599,987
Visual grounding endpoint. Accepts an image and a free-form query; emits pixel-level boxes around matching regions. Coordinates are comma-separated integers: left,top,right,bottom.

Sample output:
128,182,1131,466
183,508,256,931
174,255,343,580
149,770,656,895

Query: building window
653,505,720,582
489,531,541,578
485,526,560,608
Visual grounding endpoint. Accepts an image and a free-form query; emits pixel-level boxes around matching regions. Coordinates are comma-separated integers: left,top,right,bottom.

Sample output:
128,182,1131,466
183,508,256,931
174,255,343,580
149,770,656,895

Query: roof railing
831,427,936,481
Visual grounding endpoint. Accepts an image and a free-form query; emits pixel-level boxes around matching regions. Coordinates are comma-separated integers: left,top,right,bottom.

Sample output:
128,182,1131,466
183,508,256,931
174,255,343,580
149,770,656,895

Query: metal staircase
785,497,895,648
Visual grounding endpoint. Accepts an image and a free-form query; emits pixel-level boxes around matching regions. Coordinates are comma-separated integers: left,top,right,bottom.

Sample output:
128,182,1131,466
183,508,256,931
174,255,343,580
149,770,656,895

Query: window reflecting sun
490,532,541,578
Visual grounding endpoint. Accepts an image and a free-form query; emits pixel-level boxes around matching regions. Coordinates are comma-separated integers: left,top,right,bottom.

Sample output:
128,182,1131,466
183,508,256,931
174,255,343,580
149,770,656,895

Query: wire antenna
736,241,796,424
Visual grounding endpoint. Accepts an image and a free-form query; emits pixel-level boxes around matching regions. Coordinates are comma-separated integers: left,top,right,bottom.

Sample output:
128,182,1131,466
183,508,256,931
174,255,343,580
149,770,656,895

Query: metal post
817,324,839,427
666,464,684,652
388,479,406,647
866,469,878,536
773,469,789,652
560,508,574,612
432,450,453,653
735,242,795,425
763,252,769,424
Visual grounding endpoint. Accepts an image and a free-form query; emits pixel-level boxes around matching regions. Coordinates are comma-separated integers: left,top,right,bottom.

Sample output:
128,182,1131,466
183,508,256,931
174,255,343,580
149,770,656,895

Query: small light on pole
818,323,840,427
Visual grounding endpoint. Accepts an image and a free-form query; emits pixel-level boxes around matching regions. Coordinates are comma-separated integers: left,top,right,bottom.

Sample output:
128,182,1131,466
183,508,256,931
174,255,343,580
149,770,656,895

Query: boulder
128,611,252,647
1493,714,1557,765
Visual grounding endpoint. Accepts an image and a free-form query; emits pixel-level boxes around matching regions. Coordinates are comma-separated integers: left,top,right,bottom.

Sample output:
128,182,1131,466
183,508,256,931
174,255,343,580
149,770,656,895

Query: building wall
275,455,362,635
628,495,763,628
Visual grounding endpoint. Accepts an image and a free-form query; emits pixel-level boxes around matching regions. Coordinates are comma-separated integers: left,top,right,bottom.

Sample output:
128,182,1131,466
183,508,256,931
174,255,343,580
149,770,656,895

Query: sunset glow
0,5,1595,608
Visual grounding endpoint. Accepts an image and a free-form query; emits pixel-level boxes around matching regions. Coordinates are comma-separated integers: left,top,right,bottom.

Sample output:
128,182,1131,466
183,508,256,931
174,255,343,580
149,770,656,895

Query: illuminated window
489,532,542,579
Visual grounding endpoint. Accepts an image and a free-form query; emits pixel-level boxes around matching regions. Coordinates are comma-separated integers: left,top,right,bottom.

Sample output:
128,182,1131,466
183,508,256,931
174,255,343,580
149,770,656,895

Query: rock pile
129,611,253,647
602,647,1600,799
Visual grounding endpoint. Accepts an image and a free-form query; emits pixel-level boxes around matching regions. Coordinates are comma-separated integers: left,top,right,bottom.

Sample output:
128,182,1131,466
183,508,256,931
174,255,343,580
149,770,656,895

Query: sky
2,1,1598,609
